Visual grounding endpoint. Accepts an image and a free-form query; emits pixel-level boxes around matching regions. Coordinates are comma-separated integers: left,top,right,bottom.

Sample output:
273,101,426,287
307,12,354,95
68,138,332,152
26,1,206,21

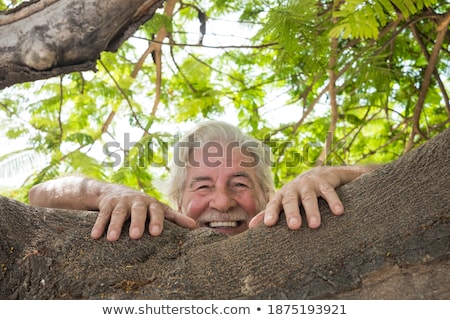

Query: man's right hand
29,176,198,241
93,185,198,241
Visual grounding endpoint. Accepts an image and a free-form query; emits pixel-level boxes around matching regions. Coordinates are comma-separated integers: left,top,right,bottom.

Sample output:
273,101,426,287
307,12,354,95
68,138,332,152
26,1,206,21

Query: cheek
181,194,209,220
237,192,260,219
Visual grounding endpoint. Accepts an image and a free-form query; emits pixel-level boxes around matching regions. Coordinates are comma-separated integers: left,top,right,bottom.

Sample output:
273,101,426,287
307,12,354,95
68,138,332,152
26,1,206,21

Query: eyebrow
189,176,212,188
188,172,253,188
232,171,251,179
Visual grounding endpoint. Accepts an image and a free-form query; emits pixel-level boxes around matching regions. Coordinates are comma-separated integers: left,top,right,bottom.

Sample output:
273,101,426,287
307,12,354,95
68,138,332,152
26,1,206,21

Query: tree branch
0,0,59,26
410,23,450,123
0,0,166,89
405,10,450,152
98,60,148,134
1,128,449,299
57,75,64,143
316,35,339,166
132,0,178,134
132,0,178,78
132,36,279,50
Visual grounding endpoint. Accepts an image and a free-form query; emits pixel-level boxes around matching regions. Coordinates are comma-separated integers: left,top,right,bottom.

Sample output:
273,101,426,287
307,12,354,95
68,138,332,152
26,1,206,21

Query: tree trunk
0,0,165,89
1,128,449,299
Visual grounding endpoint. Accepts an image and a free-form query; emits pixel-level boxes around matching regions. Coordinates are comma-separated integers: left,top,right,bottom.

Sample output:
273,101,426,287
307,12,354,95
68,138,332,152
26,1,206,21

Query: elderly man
29,120,376,241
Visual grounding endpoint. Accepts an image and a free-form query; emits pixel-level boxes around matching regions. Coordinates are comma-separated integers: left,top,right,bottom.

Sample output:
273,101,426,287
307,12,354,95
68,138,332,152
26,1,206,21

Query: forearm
29,176,108,210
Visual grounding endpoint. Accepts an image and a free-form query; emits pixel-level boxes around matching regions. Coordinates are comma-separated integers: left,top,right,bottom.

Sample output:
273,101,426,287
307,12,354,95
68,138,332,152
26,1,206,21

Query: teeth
209,221,238,228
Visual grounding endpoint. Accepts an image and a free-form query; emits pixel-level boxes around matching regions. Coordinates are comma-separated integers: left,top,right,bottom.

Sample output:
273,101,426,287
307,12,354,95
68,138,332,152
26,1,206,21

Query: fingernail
289,217,300,228
150,225,161,236
131,227,140,238
309,217,318,227
108,230,118,240
264,214,274,223
335,204,344,214
91,230,99,239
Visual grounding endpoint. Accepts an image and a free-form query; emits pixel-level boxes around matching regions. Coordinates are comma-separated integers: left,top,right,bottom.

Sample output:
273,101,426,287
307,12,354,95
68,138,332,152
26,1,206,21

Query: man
29,120,377,241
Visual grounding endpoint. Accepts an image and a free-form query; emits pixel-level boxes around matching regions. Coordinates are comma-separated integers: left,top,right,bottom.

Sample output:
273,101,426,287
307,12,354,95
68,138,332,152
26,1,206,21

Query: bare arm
29,176,106,210
249,165,380,230
29,176,197,241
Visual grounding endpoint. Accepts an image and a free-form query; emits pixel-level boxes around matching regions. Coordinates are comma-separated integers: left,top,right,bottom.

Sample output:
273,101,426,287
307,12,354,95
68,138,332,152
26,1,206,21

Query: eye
195,184,211,191
232,182,249,188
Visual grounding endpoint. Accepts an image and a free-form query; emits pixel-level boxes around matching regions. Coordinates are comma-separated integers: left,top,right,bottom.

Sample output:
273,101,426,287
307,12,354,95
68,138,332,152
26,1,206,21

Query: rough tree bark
1,128,449,300
0,0,165,89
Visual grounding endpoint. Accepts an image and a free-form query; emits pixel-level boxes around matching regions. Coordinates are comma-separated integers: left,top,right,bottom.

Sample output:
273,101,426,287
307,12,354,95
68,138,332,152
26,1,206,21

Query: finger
319,184,344,215
129,201,148,239
280,191,303,230
163,205,198,230
262,194,283,226
147,202,165,236
299,190,321,229
91,203,113,239
106,203,129,241
248,211,265,228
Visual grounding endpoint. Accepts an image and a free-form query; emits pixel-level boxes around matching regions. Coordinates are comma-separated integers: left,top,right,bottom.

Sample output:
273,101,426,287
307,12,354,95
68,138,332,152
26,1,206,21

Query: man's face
179,141,263,235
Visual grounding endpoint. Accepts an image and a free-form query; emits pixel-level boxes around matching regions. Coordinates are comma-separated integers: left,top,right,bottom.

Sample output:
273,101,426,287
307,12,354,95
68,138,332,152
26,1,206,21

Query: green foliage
330,0,441,39
0,0,449,204
141,13,173,38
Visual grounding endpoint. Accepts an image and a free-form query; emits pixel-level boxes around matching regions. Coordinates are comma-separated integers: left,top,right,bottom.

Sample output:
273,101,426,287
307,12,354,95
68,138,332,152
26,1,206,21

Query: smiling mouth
207,221,242,228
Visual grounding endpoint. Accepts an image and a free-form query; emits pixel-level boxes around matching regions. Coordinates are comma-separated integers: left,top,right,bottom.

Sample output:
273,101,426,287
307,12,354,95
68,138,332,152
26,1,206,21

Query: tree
0,0,171,88
0,0,448,202
1,128,449,299
0,0,449,301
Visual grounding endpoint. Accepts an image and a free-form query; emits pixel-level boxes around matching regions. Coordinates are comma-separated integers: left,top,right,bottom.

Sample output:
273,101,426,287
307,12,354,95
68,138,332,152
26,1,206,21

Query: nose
209,187,236,212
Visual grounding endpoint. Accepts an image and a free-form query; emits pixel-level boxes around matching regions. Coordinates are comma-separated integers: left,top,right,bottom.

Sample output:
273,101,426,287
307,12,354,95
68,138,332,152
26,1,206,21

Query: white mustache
196,207,249,224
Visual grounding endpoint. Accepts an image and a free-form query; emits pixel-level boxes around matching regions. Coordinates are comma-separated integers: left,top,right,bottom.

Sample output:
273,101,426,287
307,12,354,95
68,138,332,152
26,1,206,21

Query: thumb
163,205,198,230
248,211,265,228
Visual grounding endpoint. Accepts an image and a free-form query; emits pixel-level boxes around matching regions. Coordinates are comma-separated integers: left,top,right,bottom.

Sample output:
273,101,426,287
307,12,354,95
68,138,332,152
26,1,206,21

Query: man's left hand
249,165,375,230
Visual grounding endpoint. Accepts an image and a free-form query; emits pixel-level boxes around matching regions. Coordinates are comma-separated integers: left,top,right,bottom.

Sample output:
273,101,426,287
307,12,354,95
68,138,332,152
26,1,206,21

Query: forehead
186,141,257,176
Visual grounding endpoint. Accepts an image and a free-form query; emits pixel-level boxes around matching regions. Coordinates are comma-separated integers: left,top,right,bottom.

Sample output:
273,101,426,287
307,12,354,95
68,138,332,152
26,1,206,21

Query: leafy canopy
0,0,448,202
